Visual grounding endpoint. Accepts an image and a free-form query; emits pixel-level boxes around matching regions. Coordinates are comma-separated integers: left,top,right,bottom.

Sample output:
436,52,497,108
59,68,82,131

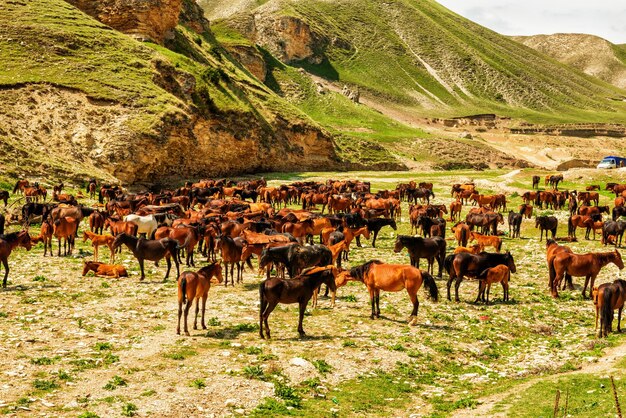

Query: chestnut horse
177,263,223,335
546,239,573,293
342,260,438,325
552,250,624,298
259,266,338,339
82,261,128,278
476,265,510,304
31,219,53,256
593,279,626,338
469,231,502,253
82,231,115,262
0,230,32,287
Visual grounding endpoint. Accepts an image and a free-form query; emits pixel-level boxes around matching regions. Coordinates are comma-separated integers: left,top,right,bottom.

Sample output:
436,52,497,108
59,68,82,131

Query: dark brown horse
0,230,32,287
0,190,8,207
532,175,540,189
259,266,338,339
112,233,180,281
553,250,624,299
593,279,626,338
393,235,446,277
177,263,223,335
535,216,557,241
446,251,517,302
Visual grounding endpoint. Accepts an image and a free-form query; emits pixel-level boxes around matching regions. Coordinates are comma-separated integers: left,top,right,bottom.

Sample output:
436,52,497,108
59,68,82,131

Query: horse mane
0,231,21,241
349,260,382,280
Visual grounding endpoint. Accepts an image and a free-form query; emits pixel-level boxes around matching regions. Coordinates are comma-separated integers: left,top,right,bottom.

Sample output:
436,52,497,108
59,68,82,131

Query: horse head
613,250,624,270
505,251,517,273
392,236,404,253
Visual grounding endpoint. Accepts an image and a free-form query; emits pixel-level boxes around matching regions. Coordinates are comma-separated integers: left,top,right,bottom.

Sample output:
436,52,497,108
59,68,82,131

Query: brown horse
31,219,53,256
177,263,223,335
452,222,470,247
546,239,573,293
0,230,32,287
259,266,338,339
112,233,180,281
217,235,244,286
476,265,510,304
342,260,438,325
82,231,115,262
449,200,462,222
553,250,624,298
53,217,77,256
469,231,502,253
593,279,626,338
82,261,128,278
12,180,29,195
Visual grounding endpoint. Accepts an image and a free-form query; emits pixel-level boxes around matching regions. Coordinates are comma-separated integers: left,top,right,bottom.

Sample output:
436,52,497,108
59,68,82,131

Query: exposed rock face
233,11,328,64
65,0,183,43
225,45,267,82
0,84,339,185
179,0,211,34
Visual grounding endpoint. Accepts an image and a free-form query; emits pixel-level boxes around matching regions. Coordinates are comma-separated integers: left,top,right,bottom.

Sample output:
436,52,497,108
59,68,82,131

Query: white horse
124,214,158,239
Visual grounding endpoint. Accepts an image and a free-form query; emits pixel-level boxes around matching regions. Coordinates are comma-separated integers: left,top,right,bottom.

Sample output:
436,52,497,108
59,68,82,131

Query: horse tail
460,227,468,247
259,280,268,327
496,239,502,253
567,216,573,236
600,287,615,337
422,271,439,302
180,276,187,305
245,255,253,270
12,181,19,194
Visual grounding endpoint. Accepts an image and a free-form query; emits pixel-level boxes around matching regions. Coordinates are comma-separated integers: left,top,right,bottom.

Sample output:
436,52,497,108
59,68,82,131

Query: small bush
190,378,206,389
243,365,265,380
33,379,59,391
121,403,138,417
312,359,332,374
104,375,127,390
33,275,46,282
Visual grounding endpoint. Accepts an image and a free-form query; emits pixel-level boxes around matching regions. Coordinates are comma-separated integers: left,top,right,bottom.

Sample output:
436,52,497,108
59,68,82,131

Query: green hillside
211,0,626,124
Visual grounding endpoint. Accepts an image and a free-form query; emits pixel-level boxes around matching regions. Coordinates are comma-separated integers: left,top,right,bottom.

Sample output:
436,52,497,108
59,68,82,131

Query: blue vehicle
597,156,626,169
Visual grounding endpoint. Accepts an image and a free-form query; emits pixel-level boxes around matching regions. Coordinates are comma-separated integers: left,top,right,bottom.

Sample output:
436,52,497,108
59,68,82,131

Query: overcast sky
437,0,626,44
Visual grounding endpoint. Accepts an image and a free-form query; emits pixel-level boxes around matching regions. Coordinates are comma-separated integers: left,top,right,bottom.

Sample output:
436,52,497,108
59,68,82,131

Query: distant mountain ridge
513,33,626,90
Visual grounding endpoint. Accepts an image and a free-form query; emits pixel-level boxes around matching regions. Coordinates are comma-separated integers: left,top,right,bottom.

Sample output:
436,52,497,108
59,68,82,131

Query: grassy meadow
1,168,626,417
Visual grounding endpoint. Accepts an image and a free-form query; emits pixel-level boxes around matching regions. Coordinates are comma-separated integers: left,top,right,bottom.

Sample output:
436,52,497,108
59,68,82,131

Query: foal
475,265,510,303
82,261,128,278
82,231,115,262
177,263,223,335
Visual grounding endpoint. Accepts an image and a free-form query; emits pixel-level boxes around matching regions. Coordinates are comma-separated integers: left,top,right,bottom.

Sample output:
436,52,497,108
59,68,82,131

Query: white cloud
437,0,626,43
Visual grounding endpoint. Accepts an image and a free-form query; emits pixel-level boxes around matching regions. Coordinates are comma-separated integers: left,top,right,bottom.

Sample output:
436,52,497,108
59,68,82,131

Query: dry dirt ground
1,169,626,417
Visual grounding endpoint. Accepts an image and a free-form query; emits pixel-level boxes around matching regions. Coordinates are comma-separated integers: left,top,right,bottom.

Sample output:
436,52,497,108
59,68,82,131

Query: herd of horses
1,175,625,339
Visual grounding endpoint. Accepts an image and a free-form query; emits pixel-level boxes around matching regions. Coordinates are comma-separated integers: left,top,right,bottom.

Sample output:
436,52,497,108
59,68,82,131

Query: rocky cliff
65,0,183,43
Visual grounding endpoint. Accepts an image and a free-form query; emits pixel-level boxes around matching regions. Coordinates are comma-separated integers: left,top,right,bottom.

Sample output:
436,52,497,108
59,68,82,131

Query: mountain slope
211,0,626,124
513,34,626,90
0,0,339,185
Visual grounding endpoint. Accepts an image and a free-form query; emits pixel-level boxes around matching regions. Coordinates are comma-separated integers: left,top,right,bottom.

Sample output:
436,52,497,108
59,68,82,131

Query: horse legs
230,263,235,286
177,301,183,335
454,277,463,303
164,256,172,280
618,306,623,332
375,290,381,318
372,230,379,248
94,245,99,262
139,258,145,281
297,300,308,337
369,288,376,319
261,301,278,339
475,280,485,303
183,300,192,336
58,237,62,257
407,288,419,326
2,258,8,288
193,298,200,330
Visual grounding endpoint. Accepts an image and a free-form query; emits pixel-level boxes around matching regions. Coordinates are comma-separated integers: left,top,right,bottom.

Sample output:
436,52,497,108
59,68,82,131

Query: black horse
21,202,56,225
508,210,522,238
364,218,397,248
233,189,258,202
613,206,626,221
393,235,446,277
285,244,333,279
535,216,558,241
446,251,517,302
603,220,626,247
